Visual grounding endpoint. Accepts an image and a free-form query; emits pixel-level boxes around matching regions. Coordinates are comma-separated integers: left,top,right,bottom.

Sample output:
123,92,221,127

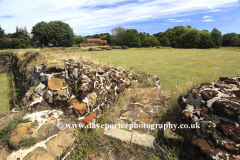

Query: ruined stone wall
0,53,13,73
49,48,82,53
178,77,240,159
22,58,161,124
0,52,47,113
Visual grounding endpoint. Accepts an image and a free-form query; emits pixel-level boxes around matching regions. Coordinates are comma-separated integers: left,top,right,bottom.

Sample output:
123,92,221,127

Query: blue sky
0,0,239,36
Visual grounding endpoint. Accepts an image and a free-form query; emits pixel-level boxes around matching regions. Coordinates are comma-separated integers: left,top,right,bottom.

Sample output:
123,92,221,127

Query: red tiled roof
87,39,101,42
7,38,18,41
87,39,108,44
101,40,107,43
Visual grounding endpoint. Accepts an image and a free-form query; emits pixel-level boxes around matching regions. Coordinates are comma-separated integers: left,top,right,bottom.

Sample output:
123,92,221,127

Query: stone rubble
0,53,12,73
116,87,171,133
103,86,172,152
3,58,161,160
178,76,240,160
23,59,161,125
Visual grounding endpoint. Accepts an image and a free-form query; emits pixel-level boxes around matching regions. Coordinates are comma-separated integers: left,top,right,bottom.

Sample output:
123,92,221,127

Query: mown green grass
0,73,10,116
60,47,240,92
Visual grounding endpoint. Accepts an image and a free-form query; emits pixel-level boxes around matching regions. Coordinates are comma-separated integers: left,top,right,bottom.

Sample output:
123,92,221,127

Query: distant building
79,43,95,47
87,39,107,45
79,38,108,47
16,26,33,39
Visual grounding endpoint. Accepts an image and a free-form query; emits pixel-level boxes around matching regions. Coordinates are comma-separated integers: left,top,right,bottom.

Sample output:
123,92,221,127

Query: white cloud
203,19,215,21
203,16,212,19
208,9,221,12
167,18,190,22
0,0,238,35
237,19,240,21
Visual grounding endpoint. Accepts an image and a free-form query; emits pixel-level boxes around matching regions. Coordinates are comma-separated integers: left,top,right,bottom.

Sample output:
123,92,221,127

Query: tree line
0,28,31,49
0,21,240,49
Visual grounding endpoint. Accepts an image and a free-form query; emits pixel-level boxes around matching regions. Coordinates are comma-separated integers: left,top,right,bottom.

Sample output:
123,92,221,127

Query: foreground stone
34,122,60,143
9,123,38,149
163,122,184,142
23,147,55,160
46,60,65,72
46,127,75,158
7,128,75,160
104,128,160,150
48,75,67,90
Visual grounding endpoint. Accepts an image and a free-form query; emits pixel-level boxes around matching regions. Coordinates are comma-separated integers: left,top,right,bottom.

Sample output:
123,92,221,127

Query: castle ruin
16,26,33,39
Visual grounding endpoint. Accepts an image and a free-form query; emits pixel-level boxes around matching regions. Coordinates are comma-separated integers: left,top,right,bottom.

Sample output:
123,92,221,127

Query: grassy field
53,47,240,93
0,73,10,116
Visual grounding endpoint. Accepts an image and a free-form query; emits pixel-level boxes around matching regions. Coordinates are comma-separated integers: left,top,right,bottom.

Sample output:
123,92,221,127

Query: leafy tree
109,35,118,46
211,28,222,48
172,26,185,48
222,32,240,46
0,26,5,38
100,33,111,44
11,32,31,48
32,21,49,46
153,26,222,49
30,34,38,47
6,33,13,38
75,35,87,44
93,34,99,38
0,38,10,49
164,28,174,41
153,32,160,38
151,36,160,47
10,39,20,49
184,29,201,48
199,31,214,48
111,26,126,45
139,32,146,43
47,21,74,47
0,26,21,49
142,36,160,47
122,29,141,47
141,36,152,47
85,35,93,39
159,35,170,47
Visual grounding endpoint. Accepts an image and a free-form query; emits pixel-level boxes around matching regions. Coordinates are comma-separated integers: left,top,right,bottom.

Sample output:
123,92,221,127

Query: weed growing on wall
98,107,112,125
72,128,101,159
0,118,29,145
115,96,122,106
31,120,38,126
17,137,36,149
